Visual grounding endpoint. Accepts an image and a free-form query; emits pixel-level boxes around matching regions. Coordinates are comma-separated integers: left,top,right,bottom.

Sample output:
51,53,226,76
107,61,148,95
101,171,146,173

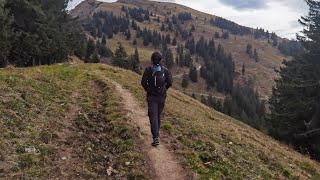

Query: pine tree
269,0,320,160
201,95,208,105
222,31,230,39
207,95,216,109
126,29,131,40
85,39,96,63
242,63,245,75
112,43,129,68
189,66,198,82
143,34,149,46
161,23,165,31
91,49,100,63
0,1,14,67
190,24,196,32
184,53,192,67
216,99,222,112
164,48,174,69
254,48,259,62
102,35,107,45
131,20,137,30
214,32,220,38
246,44,253,57
133,47,140,69
166,34,171,44
130,50,140,73
181,73,189,88
172,36,177,46
133,38,137,45
6,0,86,66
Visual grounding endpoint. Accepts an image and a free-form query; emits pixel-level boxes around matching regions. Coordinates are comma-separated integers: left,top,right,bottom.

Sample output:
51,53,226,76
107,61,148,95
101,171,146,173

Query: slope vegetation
0,63,150,179
71,0,286,98
1,62,319,179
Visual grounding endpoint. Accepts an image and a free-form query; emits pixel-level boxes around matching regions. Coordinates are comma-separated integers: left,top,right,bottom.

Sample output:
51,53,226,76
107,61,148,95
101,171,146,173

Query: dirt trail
102,76,187,180
50,92,81,179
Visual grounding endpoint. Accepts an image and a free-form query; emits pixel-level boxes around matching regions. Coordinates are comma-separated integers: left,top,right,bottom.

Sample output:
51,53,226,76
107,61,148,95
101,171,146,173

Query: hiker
141,52,173,146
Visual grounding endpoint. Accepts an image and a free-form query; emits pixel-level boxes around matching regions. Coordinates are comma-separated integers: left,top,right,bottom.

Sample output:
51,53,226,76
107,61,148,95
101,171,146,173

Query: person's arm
165,68,173,90
141,68,149,92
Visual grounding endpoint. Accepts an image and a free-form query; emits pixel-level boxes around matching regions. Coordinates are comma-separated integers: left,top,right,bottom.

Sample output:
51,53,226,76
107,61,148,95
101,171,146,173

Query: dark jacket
141,66,173,97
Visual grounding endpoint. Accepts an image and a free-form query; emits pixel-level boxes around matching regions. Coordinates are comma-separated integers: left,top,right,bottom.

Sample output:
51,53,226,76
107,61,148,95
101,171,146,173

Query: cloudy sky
68,0,309,39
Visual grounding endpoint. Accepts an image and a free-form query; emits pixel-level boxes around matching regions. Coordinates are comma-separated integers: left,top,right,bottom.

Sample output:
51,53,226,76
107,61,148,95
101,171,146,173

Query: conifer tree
126,29,131,40
85,39,96,63
201,95,208,105
0,1,14,67
269,0,320,160
133,39,137,45
91,49,100,63
246,44,253,57
131,48,140,73
172,36,177,46
112,43,129,68
189,66,198,82
214,32,220,38
222,31,230,39
102,35,107,45
5,0,86,66
161,23,165,31
242,63,245,75
164,48,174,69
133,47,140,66
181,73,189,88
254,48,259,62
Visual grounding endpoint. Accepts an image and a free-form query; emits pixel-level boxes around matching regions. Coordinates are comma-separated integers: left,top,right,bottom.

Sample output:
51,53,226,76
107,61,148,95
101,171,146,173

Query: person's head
151,52,162,65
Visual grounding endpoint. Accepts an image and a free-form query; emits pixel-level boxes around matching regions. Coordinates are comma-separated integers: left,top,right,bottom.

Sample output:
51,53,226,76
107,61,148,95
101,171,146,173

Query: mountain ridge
71,0,286,99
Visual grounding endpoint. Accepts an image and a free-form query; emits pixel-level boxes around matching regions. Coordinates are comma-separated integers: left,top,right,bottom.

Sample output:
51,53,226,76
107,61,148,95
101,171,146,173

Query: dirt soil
102,75,192,180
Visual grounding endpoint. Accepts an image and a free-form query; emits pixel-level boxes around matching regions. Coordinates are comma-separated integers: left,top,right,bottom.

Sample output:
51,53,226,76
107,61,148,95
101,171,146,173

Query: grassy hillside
91,64,320,179
2,62,319,179
0,63,150,179
71,0,286,99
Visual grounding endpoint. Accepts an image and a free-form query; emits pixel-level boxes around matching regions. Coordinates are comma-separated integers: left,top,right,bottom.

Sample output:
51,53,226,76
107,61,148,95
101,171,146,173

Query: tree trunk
0,55,8,68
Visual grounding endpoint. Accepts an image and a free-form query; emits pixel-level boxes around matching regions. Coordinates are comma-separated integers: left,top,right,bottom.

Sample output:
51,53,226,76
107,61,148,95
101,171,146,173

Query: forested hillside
69,0,287,136
71,0,304,98
69,0,320,161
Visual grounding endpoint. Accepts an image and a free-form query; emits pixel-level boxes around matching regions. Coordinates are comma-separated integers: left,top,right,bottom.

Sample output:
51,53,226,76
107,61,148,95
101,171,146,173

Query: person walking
141,52,173,146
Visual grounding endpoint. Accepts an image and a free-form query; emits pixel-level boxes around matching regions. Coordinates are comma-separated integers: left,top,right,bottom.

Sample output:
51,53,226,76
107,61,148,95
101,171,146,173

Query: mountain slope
93,63,320,179
71,0,286,98
1,61,319,179
0,63,151,179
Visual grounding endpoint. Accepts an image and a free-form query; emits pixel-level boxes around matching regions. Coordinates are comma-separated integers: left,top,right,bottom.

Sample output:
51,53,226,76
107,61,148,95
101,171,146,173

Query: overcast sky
68,0,309,39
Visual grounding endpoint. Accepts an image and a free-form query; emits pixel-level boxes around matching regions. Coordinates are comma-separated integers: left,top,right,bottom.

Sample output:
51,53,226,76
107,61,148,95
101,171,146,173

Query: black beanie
151,52,162,65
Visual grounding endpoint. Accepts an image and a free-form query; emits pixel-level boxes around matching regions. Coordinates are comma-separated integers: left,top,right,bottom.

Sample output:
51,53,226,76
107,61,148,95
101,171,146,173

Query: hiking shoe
152,138,160,146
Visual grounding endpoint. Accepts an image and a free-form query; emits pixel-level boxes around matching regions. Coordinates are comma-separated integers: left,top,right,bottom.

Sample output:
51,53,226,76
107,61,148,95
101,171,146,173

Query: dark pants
147,95,166,139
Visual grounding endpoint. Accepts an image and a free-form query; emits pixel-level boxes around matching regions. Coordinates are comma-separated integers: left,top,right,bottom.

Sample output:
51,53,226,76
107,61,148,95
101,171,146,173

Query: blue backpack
149,64,166,95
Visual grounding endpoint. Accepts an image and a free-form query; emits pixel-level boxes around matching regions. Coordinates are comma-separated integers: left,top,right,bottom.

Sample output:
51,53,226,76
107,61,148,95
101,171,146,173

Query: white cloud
219,0,267,10
67,0,308,39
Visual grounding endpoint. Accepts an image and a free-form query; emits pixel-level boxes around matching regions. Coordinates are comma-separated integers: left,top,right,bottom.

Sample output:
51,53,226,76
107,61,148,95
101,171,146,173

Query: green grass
88,63,320,179
1,63,320,179
0,64,149,179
